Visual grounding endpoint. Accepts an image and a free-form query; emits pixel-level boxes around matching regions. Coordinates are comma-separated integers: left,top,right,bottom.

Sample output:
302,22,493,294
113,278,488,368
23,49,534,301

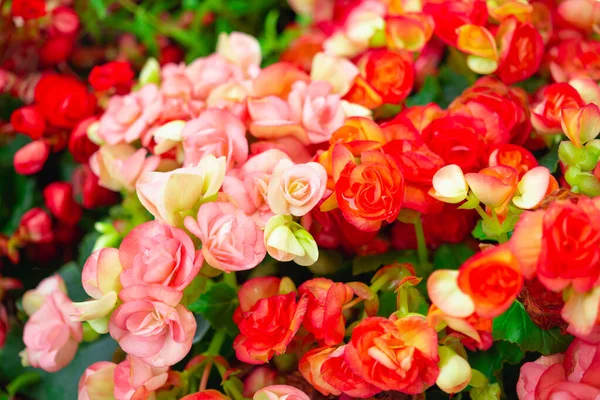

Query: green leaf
406,76,441,107
492,301,573,354
0,172,36,235
227,0,252,15
0,326,28,382
0,94,24,121
90,0,107,19
59,262,89,302
539,141,560,173
193,314,211,344
468,340,525,383
188,283,239,337
352,250,418,276
436,66,470,108
472,220,494,241
77,231,101,269
433,243,475,271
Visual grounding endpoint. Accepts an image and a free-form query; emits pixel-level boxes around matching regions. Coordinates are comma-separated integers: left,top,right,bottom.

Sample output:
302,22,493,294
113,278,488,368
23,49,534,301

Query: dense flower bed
1,0,600,399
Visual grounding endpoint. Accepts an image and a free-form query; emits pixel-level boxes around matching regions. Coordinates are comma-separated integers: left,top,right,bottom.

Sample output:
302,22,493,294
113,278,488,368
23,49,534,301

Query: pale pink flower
184,202,266,272
310,52,358,96
90,144,160,192
206,80,251,120
267,159,327,216
136,155,226,227
247,96,308,144
159,63,205,121
185,54,244,101
288,81,345,144
119,221,202,291
21,274,67,316
97,84,162,145
254,385,311,400
113,356,168,400
109,285,196,368
22,291,83,372
182,109,249,169
78,361,117,400
216,32,262,78
239,149,292,226
71,248,123,330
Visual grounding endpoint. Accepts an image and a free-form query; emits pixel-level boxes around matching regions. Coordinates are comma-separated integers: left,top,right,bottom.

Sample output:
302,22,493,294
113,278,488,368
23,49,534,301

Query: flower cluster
5,0,600,398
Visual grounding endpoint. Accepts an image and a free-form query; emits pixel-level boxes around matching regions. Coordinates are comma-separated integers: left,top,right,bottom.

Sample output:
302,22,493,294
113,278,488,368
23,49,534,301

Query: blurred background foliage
73,0,298,69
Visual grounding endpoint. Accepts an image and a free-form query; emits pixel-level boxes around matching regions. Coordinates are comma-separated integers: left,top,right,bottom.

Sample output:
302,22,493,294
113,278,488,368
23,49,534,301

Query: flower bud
244,367,279,398
71,248,123,332
436,346,472,394
139,58,161,86
429,165,469,204
69,117,99,164
17,208,53,244
43,182,82,226
22,275,67,316
559,141,599,170
10,106,46,140
78,361,116,400
264,215,319,266
14,140,50,175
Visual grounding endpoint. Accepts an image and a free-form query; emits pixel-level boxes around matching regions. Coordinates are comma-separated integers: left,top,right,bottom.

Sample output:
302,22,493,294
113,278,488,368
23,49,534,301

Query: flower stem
412,217,429,269
370,274,389,293
474,205,488,220
207,330,226,355
199,359,213,392
223,271,237,288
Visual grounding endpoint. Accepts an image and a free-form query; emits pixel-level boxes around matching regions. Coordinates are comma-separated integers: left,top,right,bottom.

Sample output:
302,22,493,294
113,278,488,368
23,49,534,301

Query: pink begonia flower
248,96,309,145
22,291,83,372
216,32,261,78
113,356,168,400
109,285,196,368
184,202,267,272
97,84,162,145
71,248,123,333
136,155,226,227
78,361,117,400
250,137,312,164
288,80,345,144
206,80,251,120
240,149,292,227
159,63,205,121
517,339,600,400
254,385,310,400
21,274,67,316
517,354,565,400
90,144,160,192
182,109,249,169
267,159,327,217
185,54,244,101
119,220,202,291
